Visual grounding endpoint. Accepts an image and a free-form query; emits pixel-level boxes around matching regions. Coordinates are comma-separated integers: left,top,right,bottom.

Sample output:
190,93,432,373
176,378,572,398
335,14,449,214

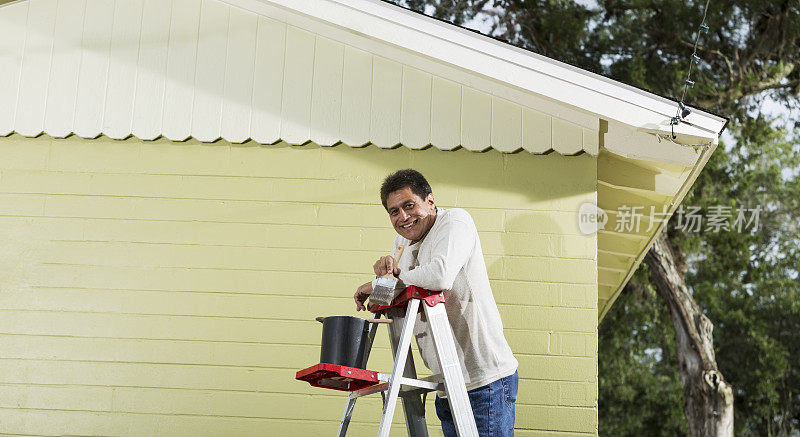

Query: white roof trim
225,0,726,139
0,0,601,154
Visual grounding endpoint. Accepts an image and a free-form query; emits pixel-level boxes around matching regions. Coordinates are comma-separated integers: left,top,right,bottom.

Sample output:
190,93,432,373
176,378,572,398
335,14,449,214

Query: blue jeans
435,371,518,437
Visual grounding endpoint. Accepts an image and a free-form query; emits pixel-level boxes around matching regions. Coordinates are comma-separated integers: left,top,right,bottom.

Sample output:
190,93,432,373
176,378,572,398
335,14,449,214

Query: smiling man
353,169,519,437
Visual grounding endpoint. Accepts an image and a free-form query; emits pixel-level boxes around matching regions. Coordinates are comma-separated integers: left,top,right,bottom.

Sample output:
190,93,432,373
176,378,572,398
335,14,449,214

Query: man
353,169,519,437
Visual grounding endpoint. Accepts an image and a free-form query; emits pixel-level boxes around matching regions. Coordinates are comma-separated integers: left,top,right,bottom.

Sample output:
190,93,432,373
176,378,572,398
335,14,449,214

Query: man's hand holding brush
373,255,400,277
354,252,403,311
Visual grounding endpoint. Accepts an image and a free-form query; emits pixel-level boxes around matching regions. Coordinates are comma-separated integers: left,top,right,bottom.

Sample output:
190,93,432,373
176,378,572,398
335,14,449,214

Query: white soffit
596,140,716,321
239,0,727,140
594,119,718,321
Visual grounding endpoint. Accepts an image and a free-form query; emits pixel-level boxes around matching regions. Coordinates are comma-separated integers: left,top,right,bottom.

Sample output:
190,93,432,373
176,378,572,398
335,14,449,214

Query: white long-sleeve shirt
392,207,518,392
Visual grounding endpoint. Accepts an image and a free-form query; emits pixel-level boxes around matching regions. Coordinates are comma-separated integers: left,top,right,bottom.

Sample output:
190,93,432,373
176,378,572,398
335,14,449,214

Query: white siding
162,0,201,141
220,7,258,143
0,0,598,154
14,0,56,137
0,2,28,136
104,0,143,140
73,0,114,139
191,0,229,142
130,0,171,140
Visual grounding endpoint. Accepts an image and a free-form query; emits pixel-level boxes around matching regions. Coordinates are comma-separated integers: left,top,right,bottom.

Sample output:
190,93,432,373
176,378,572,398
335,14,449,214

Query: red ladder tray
371,285,445,312
296,363,380,392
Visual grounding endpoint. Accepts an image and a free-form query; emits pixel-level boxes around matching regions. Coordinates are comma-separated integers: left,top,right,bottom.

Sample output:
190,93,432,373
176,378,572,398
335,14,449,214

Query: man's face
385,187,437,243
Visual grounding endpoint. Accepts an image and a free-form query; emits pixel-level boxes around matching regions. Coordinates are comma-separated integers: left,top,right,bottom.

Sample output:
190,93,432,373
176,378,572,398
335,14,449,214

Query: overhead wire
670,0,714,139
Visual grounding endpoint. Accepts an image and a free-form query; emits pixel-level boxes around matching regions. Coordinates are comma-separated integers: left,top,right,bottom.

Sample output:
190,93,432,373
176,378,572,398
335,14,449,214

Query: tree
677,118,800,436
601,116,800,436
598,271,688,437
390,0,800,435
644,232,734,436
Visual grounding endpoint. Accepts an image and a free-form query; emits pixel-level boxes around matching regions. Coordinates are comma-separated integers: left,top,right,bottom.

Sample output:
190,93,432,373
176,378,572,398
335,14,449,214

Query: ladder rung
377,374,442,391
352,382,389,399
399,387,436,398
418,374,444,384
352,381,442,402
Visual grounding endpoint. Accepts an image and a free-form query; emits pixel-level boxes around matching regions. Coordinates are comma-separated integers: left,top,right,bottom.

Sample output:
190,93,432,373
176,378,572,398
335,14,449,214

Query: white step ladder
337,286,478,437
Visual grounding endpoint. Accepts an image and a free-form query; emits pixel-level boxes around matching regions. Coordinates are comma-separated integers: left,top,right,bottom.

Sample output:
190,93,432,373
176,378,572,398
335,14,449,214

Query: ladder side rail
423,302,479,437
337,392,359,437
337,314,385,436
362,315,382,367
386,306,430,437
377,299,420,437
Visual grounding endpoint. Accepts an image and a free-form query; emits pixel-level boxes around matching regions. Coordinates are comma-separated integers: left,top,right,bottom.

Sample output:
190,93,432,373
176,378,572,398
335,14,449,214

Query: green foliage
677,118,800,436
389,0,800,434
598,267,688,437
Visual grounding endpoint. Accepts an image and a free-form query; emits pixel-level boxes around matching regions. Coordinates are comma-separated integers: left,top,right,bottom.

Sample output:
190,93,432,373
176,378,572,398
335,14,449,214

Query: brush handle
367,318,393,324
393,245,405,265
380,245,405,279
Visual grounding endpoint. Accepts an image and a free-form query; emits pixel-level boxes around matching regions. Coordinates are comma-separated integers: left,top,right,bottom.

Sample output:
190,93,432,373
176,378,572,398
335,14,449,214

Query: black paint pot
319,316,371,369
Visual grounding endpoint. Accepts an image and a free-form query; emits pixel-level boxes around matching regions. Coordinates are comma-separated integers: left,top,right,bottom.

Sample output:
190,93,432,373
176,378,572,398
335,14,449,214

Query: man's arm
398,216,474,291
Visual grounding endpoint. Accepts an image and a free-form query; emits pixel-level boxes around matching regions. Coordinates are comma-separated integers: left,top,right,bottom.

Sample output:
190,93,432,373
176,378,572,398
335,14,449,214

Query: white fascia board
604,121,704,167
225,0,727,139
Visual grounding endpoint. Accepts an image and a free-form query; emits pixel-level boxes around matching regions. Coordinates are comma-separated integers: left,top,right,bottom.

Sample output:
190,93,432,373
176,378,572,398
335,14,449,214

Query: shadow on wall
315,140,597,300
224,139,595,278
262,141,598,208
486,210,568,276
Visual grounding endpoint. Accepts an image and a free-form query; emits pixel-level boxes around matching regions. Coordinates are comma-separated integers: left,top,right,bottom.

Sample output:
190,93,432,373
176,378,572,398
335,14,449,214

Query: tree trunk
643,233,734,436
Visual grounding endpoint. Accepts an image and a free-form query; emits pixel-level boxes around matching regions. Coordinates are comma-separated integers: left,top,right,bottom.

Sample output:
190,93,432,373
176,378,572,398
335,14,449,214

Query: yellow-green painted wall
0,134,598,436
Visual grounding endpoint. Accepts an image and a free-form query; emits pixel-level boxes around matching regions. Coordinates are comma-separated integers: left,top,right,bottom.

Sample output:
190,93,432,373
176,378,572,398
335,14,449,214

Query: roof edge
228,0,726,138
375,0,729,128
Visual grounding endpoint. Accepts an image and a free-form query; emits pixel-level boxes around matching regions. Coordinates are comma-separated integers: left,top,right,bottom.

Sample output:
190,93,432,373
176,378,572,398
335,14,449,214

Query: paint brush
368,245,405,307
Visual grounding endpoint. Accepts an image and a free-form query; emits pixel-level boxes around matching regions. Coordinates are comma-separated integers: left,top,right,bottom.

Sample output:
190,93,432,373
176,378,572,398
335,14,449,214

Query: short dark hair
380,169,432,209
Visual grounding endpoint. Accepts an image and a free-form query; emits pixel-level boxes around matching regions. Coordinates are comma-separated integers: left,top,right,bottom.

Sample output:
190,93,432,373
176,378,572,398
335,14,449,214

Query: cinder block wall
0,134,597,436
